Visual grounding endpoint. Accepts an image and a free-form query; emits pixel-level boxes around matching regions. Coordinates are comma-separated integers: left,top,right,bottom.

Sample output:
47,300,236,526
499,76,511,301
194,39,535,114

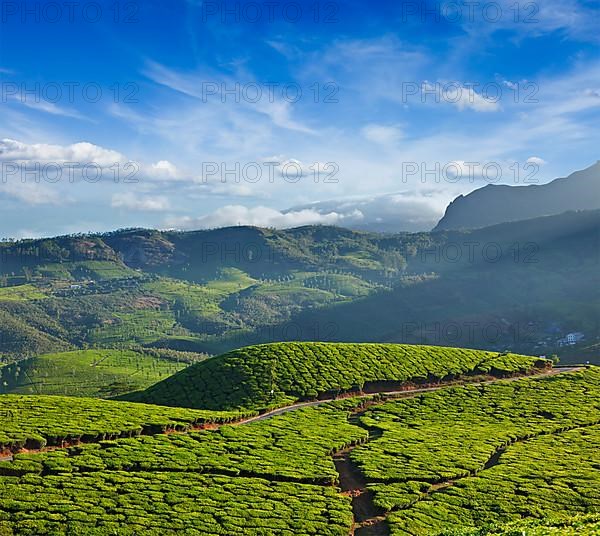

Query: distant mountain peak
433,162,600,231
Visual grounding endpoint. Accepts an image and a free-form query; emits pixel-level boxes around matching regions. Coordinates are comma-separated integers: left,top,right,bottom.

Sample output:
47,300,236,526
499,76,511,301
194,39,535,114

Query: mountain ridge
434,161,600,231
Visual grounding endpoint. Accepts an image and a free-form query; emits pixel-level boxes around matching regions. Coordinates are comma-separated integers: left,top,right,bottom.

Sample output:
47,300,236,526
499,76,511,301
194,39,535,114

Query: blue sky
0,0,599,237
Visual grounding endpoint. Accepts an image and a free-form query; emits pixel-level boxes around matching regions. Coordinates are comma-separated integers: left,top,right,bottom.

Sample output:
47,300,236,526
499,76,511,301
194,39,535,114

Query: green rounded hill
122,342,548,410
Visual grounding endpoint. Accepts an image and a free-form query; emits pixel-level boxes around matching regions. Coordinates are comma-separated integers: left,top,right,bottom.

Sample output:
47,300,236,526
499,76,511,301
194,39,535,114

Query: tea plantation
458,513,600,535
122,342,546,410
354,368,600,533
0,472,352,536
0,349,190,398
0,344,597,535
2,398,369,484
0,395,251,453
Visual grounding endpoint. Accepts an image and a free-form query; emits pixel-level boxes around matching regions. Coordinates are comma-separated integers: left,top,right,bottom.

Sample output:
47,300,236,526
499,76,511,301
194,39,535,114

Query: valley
1,210,598,368
4,2,600,533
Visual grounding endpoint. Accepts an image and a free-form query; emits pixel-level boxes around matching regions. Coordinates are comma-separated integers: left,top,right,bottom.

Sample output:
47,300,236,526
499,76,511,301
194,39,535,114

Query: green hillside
1,210,598,363
466,514,600,535
0,395,251,453
123,342,548,410
0,367,597,535
0,349,197,398
357,368,600,534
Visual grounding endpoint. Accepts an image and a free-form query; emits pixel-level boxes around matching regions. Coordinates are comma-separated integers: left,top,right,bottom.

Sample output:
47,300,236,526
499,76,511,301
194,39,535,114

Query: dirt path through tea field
333,401,389,535
0,366,583,463
237,366,582,425
327,366,584,535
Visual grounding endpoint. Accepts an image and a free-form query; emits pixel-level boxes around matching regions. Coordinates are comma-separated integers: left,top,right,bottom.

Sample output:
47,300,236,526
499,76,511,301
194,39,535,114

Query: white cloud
0,139,195,188
5,94,86,120
111,193,170,212
362,124,404,145
443,0,600,43
0,138,125,166
2,184,62,205
164,205,363,230
453,86,500,112
526,156,547,166
288,190,449,232
149,160,180,180
302,36,429,106
0,177,62,206
206,182,257,197
142,61,315,134
422,82,501,113
265,40,300,59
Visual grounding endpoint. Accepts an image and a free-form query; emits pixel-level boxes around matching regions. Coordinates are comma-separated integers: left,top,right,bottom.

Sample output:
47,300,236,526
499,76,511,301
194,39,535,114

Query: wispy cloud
142,60,316,134
111,193,171,212
5,94,88,120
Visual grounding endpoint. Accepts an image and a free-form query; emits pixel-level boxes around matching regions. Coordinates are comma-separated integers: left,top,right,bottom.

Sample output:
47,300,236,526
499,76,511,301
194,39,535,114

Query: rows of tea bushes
387,425,600,534
123,342,547,410
0,394,362,534
453,513,600,535
0,472,352,535
0,395,252,452
349,368,600,533
0,363,594,535
2,398,369,483
353,368,600,484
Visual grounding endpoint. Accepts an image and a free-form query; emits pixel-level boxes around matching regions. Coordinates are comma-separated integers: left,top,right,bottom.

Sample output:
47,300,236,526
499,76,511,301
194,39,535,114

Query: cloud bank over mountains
165,191,448,233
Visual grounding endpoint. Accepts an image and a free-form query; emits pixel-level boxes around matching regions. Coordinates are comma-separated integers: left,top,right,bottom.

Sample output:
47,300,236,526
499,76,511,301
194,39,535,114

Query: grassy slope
0,349,189,398
0,285,47,301
122,342,548,410
34,260,141,281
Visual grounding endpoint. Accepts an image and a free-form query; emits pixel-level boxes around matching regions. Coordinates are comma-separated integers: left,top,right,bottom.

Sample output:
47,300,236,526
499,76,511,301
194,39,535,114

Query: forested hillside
0,209,598,364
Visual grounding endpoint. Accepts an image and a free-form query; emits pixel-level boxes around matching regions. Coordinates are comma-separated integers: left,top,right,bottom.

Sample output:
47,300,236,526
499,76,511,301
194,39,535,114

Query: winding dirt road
236,366,582,425
0,366,584,463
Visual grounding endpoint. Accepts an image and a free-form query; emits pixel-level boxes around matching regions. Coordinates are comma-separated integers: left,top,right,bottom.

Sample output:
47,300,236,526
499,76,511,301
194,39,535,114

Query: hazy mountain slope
434,161,600,231
0,211,597,362
0,309,72,358
276,210,600,360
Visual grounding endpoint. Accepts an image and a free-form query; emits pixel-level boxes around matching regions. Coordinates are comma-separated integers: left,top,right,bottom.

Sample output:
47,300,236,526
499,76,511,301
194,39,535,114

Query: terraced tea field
0,344,597,535
0,349,190,397
0,284,47,302
0,395,251,455
353,367,600,533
